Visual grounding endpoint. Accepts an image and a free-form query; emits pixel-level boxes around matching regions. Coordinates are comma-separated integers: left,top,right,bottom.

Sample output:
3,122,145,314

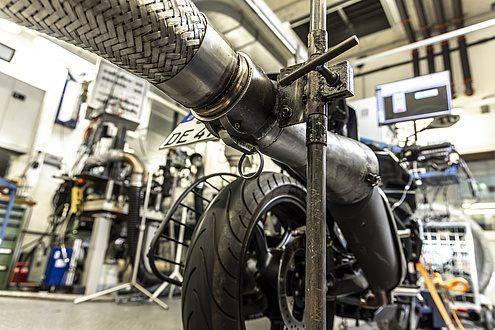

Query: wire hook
237,149,264,180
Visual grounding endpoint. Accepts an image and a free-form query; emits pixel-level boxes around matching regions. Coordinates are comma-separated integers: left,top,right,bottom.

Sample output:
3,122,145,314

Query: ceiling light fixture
353,18,495,66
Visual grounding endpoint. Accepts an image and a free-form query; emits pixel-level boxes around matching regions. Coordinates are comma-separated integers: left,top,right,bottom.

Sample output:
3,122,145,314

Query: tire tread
182,172,306,330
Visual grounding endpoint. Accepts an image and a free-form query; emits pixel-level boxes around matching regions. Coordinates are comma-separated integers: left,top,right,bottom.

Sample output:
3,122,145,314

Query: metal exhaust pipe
0,0,404,296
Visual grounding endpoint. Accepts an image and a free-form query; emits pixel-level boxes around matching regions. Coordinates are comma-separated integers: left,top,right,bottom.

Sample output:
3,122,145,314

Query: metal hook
237,149,264,180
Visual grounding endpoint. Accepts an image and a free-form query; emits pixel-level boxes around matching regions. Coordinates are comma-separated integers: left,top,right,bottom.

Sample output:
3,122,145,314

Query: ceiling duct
291,0,391,48
194,0,307,73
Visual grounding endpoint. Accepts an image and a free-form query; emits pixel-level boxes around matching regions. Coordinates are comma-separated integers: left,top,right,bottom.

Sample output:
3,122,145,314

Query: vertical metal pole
305,0,327,329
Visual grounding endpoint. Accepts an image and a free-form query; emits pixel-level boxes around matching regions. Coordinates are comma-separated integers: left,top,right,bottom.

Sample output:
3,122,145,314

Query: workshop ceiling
194,0,307,74
269,0,495,52
12,0,495,76
197,0,495,72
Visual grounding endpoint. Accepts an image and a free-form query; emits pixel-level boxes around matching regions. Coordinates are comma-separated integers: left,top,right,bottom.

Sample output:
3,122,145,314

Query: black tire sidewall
182,173,306,330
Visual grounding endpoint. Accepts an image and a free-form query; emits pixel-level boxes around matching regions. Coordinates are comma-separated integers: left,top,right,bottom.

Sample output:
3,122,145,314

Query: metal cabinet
0,72,45,154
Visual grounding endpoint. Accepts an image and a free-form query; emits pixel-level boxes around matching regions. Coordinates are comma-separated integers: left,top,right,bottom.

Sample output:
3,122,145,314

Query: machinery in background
370,69,494,328
9,59,162,293
402,141,494,329
368,109,494,329
11,119,212,298
0,0,492,329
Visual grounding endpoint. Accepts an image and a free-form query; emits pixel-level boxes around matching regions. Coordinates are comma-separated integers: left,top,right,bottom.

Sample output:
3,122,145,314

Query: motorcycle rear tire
181,172,307,330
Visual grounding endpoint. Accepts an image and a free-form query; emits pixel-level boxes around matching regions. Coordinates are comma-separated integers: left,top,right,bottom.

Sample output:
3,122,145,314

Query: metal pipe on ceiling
452,0,474,96
433,0,455,97
394,0,420,76
414,0,436,73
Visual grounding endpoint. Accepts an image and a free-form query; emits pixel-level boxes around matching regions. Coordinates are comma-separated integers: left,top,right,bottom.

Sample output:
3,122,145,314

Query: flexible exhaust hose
1,0,404,294
0,0,206,84
0,0,370,204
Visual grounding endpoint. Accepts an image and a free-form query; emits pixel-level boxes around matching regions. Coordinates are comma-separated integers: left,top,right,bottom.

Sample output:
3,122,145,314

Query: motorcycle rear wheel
181,172,307,329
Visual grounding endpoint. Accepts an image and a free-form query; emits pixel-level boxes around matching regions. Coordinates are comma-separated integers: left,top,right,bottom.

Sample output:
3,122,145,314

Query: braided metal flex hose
0,0,374,204
0,0,206,84
0,0,257,118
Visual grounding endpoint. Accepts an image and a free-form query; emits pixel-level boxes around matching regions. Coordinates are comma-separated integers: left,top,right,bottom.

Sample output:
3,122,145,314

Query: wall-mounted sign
88,60,148,125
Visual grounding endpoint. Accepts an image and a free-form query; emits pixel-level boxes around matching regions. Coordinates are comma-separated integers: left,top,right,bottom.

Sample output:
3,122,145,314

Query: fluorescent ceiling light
353,18,495,66
463,202,495,209
464,209,495,215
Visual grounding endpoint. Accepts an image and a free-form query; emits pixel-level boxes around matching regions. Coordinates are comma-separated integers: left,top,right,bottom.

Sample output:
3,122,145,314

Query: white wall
348,25,495,153
0,21,97,244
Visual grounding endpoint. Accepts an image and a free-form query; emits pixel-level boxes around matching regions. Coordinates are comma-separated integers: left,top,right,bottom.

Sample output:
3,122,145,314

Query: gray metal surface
305,0,328,328
157,22,238,109
257,124,379,205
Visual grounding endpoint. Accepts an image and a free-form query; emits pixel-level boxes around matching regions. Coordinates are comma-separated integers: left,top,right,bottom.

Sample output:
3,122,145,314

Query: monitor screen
376,71,452,126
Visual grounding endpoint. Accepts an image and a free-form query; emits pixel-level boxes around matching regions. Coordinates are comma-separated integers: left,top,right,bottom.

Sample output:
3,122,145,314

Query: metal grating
421,222,481,310
291,0,390,48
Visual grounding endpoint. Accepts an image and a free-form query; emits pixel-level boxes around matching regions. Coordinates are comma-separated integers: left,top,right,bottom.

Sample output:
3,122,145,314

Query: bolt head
281,106,292,118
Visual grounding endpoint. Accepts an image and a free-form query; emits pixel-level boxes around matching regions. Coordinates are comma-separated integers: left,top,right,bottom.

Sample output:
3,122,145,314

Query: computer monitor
376,71,452,126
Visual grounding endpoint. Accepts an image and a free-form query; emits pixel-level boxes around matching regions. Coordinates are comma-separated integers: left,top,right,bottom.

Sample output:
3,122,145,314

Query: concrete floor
0,292,282,330
0,292,371,330
0,291,485,329
0,293,183,330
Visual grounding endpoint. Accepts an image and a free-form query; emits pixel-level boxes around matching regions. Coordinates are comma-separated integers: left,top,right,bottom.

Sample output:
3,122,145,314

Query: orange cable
452,309,465,330
417,262,456,330
433,272,469,293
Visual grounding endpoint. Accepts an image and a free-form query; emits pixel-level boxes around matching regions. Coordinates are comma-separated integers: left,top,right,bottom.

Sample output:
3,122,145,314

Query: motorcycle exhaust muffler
0,0,404,298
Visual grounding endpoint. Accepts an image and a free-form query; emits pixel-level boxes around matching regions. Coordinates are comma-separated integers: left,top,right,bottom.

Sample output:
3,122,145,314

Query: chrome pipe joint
157,23,277,143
